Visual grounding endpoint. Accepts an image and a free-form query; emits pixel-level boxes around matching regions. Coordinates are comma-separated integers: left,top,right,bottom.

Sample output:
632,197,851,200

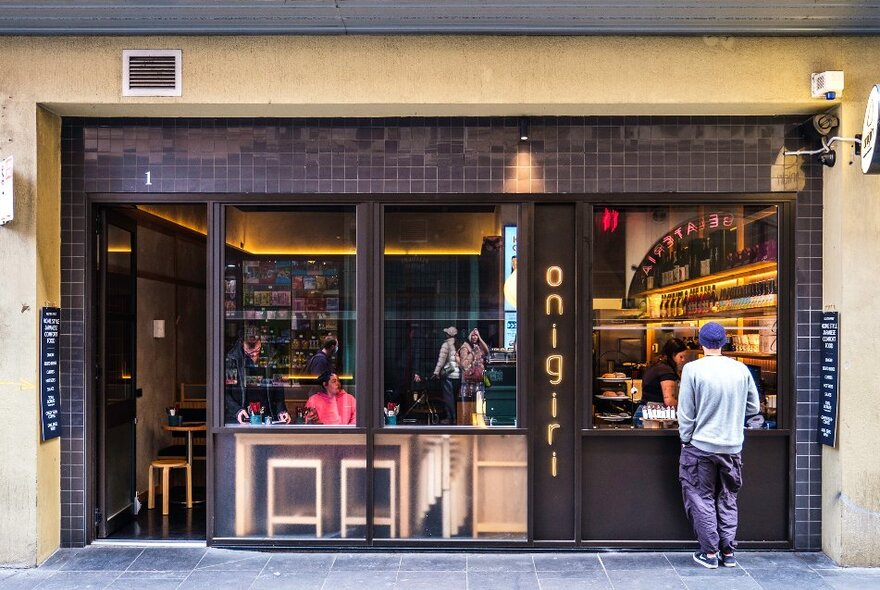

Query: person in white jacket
431,326,460,424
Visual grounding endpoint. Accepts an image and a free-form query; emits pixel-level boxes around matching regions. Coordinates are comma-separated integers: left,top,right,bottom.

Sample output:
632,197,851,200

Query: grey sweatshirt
678,355,761,454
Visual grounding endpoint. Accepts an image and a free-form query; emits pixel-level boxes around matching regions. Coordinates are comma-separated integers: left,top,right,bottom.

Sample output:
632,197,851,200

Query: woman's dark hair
660,337,688,372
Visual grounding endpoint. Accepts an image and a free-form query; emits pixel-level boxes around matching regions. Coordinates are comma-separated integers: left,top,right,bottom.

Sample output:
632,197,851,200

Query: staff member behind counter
637,337,688,418
224,325,291,424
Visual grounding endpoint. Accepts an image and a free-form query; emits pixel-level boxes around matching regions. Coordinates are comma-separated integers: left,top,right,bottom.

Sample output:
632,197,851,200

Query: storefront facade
1,35,879,566
58,116,812,549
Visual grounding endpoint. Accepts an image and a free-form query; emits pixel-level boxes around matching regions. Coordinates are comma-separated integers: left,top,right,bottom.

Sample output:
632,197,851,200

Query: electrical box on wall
811,71,844,99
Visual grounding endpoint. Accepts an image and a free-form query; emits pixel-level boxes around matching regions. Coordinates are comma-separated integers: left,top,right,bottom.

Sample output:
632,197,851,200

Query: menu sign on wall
40,307,62,441
818,311,839,447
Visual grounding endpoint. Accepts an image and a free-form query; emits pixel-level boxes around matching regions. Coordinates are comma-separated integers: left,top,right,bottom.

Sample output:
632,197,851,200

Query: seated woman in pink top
305,372,356,425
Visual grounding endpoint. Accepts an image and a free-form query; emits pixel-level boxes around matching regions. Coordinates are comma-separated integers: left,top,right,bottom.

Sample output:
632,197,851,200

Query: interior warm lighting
107,247,132,253
136,205,208,235
384,248,482,256
288,374,354,381
224,244,485,256
231,245,357,255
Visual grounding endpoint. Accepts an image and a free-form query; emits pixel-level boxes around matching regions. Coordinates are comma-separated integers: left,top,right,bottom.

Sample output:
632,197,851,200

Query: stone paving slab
0,546,876,590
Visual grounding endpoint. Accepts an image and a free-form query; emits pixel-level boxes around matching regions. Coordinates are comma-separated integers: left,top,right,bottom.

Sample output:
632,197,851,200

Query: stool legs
185,463,192,509
148,464,155,510
162,466,171,515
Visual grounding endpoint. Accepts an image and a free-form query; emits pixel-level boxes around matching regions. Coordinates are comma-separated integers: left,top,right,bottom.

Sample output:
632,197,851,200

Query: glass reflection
374,434,527,539
383,206,519,428
223,206,357,426
213,433,366,539
590,205,779,430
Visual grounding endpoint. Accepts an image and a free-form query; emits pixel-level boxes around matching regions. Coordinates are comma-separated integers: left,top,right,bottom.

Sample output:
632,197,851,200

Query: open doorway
94,203,207,541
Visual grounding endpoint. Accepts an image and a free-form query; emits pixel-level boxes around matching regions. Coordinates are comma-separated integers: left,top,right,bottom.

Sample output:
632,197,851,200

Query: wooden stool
340,459,396,538
266,458,322,537
148,458,191,515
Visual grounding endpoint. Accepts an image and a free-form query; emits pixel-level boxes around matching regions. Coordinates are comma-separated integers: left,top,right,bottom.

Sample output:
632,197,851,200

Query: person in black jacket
305,337,337,379
224,326,291,424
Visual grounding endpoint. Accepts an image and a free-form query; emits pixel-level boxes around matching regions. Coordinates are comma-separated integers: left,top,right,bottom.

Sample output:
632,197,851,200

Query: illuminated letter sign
544,266,564,474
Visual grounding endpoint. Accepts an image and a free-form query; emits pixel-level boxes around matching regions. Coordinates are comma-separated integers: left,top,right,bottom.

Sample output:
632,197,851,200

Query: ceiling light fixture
519,117,529,141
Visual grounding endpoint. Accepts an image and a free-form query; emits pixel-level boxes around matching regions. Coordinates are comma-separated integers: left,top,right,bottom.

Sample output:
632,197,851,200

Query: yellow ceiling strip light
229,244,482,256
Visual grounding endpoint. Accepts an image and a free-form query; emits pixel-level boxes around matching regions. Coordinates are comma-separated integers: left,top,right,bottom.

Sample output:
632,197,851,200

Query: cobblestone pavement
1,546,878,589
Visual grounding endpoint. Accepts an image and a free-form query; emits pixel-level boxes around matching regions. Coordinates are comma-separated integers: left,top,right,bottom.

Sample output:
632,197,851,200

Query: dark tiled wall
60,116,822,549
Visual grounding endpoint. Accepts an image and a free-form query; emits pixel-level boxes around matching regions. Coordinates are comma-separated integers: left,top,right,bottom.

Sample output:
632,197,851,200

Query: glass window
590,205,779,430
223,206,357,426
213,433,367,539
374,434,527,539
383,205,518,427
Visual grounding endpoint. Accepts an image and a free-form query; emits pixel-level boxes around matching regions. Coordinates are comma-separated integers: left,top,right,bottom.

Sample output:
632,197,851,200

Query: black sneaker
719,551,737,568
693,551,719,569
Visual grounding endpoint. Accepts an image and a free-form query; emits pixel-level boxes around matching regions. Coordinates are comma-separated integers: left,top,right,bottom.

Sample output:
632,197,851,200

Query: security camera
818,151,836,167
812,114,839,136
811,71,844,100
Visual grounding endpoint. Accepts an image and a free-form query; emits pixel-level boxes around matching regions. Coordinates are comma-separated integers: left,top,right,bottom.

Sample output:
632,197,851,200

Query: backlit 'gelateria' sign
639,211,737,278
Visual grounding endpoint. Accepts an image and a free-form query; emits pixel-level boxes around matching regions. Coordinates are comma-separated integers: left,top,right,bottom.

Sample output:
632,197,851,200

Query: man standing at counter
678,321,760,570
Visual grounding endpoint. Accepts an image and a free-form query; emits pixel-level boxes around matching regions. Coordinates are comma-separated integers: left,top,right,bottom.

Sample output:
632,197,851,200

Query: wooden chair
148,458,192,515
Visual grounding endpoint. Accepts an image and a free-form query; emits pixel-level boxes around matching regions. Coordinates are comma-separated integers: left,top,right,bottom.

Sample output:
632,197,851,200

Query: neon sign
638,212,737,277
544,265,564,477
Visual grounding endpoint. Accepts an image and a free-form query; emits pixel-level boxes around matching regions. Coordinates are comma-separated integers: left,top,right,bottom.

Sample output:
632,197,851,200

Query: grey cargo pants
679,443,743,554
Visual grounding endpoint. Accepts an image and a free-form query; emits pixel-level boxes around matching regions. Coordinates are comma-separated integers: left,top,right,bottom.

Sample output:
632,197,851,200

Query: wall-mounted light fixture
519,117,529,141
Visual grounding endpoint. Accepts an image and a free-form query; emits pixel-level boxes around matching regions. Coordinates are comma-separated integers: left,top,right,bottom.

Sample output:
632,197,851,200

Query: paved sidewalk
1,546,878,589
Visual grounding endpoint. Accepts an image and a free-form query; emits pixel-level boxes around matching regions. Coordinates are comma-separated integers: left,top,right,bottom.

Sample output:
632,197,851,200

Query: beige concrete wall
821,99,880,567
0,102,60,565
35,108,62,565
0,36,871,118
1,34,880,565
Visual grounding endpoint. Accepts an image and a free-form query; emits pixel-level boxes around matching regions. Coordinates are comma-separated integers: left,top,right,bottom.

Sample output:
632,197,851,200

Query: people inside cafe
224,324,292,424
304,336,338,379
305,371,356,425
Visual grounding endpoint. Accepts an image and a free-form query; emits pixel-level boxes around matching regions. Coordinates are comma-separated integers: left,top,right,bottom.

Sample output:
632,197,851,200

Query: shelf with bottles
638,260,777,297
647,275,777,321
636,207,778,294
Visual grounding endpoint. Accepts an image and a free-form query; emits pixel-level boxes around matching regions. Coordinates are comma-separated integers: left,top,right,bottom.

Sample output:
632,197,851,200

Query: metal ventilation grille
122,49,181,97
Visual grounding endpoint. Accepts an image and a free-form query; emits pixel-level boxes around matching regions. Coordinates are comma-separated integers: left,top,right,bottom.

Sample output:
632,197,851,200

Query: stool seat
148,458,191,515
152,458,187,468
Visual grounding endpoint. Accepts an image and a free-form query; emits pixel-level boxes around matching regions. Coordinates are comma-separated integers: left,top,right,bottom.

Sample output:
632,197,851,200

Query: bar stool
340,459,396,538
148,458,192,515
266,458,322,537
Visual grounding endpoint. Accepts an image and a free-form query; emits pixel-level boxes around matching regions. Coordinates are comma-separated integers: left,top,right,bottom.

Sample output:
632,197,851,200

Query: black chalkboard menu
40,307,61,441
818,311,839,447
